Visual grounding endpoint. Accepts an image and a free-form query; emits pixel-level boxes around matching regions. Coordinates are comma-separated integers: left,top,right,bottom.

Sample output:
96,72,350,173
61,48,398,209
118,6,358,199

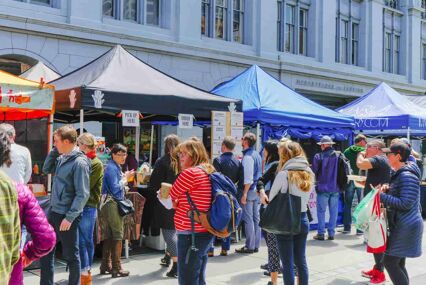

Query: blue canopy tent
211,65,355,142
337,82,426,138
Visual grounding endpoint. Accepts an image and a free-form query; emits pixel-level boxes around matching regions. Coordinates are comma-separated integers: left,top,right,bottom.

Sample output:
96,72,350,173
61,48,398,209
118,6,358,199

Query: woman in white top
260,140,314,285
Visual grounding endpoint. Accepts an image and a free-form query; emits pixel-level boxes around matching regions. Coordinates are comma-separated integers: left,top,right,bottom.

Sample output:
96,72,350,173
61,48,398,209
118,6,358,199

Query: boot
80,273,92,285
100,239,112,275
112,240,130,278
166,262,177,278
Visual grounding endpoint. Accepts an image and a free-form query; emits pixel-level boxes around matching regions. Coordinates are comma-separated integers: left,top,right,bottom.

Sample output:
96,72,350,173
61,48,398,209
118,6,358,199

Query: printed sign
212,111,227,126
178,113,193,129
0,84,54,111
122,110,140,127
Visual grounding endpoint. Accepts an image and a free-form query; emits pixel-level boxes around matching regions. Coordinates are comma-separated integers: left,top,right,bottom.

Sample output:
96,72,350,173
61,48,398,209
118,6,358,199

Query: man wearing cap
312,136,342,241
356,139,391,284
341,134,367,234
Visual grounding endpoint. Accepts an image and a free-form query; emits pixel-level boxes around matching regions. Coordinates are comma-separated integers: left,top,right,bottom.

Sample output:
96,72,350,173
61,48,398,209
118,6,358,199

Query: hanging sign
178,113,194,129
122,110,140,127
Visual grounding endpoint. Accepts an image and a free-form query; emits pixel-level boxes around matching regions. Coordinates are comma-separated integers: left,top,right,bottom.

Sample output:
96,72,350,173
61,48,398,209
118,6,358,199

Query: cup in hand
160,182,172,199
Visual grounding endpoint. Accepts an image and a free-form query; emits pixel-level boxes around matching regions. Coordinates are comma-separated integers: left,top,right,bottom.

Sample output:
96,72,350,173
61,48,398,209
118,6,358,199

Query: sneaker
220,249,228,256
208,251,214,257
254,248,259,253
361,266,376,278
327,236,335,240
313,234,325,241
338,228,351,234
370,270,386,284
235,246,254,254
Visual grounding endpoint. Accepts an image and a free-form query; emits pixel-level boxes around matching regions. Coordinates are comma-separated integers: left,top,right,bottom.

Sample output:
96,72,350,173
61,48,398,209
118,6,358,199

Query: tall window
299,9,307,55
285,4,295,53
384,32,392,73
422,0,426,19
335,0,361,66
340,20,348,64
352,23,359,65
215,0,227,40
422,43,426,80
202,0,211,36
102,0,162,27
201,0,247,44
277,1,310,55
233,0,244,43
123,0,137,21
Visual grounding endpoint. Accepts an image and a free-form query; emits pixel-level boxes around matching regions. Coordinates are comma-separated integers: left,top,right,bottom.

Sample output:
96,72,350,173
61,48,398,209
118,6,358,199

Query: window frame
298,8,308,56
102,0,162,27
285,3,295,53
422,42,426,80
384,31,392,73
351,22,359,66
335,0,360,66
233,0,244,43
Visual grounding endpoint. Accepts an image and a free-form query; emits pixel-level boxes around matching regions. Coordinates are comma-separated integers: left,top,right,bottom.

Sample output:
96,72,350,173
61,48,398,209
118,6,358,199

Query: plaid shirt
0,171,20,283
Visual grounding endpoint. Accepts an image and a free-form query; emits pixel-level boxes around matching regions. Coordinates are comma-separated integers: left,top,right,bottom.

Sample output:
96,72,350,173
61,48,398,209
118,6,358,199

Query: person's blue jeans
209,236,231,252
276,212,309,285
40,211,81,285
316,192,339,237
242,198,261,250
177,232,214,285
78,206,97,271
343,181,362,231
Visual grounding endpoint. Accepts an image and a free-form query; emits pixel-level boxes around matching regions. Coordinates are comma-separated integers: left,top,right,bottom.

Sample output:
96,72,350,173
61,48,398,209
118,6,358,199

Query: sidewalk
24,224,426,284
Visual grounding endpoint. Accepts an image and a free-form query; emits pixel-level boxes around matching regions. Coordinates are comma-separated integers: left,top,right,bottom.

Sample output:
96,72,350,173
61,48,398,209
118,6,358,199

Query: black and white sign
122,110,140,127
178,113,194,129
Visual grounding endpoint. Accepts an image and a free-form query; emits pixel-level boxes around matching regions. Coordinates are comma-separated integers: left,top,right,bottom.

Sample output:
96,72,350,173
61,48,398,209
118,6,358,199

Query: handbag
259,173,301,235
116,198,135,217
366,191,387,253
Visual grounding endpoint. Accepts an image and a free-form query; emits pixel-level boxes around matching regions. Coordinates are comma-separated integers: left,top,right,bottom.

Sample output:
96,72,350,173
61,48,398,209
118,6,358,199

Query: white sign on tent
122,110,140,127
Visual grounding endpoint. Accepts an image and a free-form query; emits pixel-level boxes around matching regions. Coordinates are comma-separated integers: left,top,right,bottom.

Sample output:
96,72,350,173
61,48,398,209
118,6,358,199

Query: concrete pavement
24,223,426,284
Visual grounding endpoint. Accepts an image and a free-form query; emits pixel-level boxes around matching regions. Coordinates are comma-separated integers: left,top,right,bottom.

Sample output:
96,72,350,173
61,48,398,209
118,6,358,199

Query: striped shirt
170,167,212,233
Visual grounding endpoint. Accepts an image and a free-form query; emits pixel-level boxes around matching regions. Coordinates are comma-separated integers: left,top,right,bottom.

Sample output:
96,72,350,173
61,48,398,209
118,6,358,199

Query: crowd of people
0,123,423,285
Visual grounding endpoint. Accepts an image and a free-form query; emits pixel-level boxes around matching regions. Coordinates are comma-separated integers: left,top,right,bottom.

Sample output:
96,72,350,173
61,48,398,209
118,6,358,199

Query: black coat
148,154,177,230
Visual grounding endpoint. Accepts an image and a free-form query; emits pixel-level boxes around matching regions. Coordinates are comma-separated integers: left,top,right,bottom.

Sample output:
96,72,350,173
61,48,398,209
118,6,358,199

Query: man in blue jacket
312,136,341,241
236,132,262,254
209,136,243,256
41,126,90,285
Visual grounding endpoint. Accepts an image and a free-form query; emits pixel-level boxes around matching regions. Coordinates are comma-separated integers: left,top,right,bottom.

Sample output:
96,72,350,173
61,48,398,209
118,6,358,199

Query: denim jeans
177,232,214,285
242,198,261,250
78,206,97,271
343,181,362,231
316,192,339,237
209,236,231,252
40,211,81,285
276,212,309,285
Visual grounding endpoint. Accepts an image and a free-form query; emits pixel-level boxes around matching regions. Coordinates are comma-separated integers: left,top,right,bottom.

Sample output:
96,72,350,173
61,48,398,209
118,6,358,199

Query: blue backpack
186,171,243,238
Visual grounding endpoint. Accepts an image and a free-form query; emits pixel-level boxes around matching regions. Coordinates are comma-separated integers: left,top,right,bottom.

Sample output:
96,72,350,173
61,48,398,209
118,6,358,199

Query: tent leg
47,114,54,194
149,125,154,166
407,127,411,142
256,123,261,151
135,125,140,164
79,109,84,135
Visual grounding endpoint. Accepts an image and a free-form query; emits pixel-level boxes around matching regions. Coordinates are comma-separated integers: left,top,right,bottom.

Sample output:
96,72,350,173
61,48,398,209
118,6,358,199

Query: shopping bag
353,187,378,231
366,192,387,253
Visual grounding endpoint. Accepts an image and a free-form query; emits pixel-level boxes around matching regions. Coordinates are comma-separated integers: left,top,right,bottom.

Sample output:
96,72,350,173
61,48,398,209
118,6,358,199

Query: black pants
374,252,384,271
384,255,409,285
40,212,81,285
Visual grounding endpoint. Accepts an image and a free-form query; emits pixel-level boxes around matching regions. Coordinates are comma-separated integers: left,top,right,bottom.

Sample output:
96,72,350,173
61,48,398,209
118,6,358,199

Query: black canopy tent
51,45,241,122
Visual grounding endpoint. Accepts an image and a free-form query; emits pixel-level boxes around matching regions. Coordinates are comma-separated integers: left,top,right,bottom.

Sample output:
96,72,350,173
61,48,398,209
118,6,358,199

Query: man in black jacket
209,136,243,256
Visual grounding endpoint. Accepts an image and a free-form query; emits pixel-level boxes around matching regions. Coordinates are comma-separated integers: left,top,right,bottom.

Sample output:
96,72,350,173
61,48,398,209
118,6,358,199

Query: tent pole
256,123,261,151
47,114,54,194
135,125,140,163
79,109,84,135
149,124,154,167
407,127,411,142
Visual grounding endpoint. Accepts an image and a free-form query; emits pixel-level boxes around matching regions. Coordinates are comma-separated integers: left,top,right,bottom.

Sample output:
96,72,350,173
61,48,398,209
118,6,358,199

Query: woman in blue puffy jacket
380,142,423,285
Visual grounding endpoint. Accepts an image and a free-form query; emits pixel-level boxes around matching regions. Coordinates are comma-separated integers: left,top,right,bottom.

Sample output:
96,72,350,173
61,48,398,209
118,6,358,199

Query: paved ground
24,224,426,284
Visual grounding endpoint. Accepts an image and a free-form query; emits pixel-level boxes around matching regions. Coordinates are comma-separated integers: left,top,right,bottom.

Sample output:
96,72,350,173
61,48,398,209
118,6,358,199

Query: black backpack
317,151,352,191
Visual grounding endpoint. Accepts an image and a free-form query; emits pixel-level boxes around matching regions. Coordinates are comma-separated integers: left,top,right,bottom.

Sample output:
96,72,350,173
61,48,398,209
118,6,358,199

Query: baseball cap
382,142,411,162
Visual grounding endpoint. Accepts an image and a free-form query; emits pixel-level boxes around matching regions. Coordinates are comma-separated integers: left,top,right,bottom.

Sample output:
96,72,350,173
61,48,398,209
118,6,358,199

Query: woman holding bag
380,142,423,285
260,140,314,285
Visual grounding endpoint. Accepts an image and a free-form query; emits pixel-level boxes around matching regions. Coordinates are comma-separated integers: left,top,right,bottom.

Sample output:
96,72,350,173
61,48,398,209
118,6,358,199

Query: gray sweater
269,156,314,212
43,147,90,223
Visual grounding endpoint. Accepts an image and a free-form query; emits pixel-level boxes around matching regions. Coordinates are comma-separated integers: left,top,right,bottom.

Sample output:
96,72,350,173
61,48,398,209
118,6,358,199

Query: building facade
0,0,426,108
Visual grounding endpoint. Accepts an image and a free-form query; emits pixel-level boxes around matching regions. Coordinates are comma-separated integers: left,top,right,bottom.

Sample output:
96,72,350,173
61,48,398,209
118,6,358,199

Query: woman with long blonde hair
260,140,314,285
166,139,215,285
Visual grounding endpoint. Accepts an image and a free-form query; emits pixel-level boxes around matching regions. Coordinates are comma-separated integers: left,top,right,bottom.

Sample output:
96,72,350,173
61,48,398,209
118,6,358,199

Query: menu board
211,111,244,159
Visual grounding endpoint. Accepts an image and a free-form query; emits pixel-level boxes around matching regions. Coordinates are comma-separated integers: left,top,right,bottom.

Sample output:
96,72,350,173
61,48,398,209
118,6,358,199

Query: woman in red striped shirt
169,139,214,285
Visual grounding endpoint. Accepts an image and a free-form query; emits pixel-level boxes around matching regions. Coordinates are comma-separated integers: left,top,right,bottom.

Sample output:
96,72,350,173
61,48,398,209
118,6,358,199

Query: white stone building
0,0,426,108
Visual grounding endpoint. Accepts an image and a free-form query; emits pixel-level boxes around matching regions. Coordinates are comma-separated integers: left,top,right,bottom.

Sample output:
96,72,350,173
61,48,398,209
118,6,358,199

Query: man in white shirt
0,124,32,183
